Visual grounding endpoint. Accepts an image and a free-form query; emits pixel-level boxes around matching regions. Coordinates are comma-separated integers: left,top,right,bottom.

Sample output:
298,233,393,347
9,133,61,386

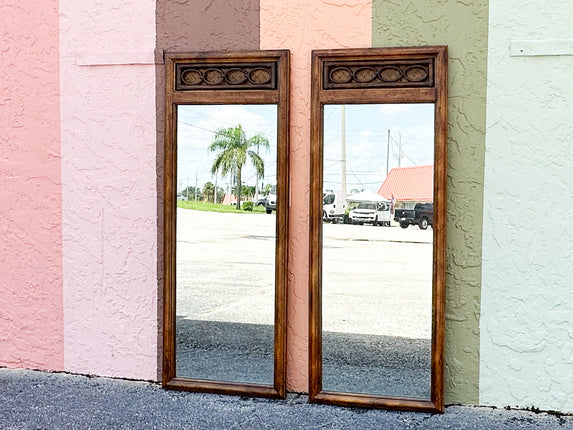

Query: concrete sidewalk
1,369,571,430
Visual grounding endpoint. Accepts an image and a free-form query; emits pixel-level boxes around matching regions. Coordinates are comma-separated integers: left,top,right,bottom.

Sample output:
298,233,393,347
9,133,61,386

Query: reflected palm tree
203,181,215,203
209,125,269,210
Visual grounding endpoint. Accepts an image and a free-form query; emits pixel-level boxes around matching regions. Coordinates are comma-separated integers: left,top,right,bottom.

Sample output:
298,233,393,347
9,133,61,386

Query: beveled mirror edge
162,50,290,399
308,46,447,412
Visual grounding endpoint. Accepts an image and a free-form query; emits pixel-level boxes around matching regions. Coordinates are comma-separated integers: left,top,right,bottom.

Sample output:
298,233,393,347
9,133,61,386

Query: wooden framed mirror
163,50,289,398
309,46,447,412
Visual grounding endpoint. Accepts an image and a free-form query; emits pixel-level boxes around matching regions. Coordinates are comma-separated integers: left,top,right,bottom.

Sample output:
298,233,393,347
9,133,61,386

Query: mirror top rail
317,88,437,104
170,91,280,105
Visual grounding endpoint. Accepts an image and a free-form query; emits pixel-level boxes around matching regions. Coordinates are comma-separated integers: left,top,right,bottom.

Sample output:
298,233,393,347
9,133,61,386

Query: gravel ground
1,369,572,430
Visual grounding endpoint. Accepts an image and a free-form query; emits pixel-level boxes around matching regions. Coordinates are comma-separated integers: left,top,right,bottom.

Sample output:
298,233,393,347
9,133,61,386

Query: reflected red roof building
222,194,237,205
377,165,433,202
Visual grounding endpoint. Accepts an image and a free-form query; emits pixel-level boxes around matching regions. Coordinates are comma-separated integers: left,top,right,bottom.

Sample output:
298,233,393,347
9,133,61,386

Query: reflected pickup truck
394,203,433,229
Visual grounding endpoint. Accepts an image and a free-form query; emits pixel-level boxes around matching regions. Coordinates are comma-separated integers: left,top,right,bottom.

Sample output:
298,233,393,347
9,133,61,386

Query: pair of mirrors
163,47,447,412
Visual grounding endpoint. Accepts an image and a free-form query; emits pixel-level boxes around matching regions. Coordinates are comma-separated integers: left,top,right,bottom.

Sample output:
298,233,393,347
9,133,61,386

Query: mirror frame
163,50,290,399
309,46,447,412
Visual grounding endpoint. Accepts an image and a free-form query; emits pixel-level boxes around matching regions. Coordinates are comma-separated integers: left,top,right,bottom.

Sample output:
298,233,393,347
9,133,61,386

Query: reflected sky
177,105,277,194
323,104,434,194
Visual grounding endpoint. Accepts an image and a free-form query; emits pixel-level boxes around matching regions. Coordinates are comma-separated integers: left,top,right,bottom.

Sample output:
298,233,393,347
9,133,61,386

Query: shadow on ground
175,318,430,399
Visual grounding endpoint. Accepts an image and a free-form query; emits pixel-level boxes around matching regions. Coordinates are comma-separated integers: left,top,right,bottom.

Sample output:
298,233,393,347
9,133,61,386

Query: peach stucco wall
0,0,63,370
260,0,372,392
59,0,159,379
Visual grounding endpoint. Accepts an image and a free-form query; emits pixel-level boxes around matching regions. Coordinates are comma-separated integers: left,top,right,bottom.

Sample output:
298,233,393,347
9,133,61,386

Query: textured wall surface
0,0,63,370
373,0,489,404
480,0,573,412
60,0,158,379
156,0,260,53
260,0,372,392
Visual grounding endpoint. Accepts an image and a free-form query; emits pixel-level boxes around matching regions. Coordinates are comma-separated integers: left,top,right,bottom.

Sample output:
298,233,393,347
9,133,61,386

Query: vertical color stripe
60,0,158,379
0,0,64,370
260,0,372,393
480,0,573,412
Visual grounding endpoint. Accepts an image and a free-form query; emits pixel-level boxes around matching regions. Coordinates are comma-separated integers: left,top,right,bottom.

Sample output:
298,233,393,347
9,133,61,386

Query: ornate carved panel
175,62,277,91
323,59,434,90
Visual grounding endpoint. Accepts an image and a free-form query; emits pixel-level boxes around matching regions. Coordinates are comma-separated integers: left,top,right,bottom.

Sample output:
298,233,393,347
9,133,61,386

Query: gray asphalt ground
2,369,572,430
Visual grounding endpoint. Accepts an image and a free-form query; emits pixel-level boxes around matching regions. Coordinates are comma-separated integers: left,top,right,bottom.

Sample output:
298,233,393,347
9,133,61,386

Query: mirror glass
321,103,435,398
175,104,278,384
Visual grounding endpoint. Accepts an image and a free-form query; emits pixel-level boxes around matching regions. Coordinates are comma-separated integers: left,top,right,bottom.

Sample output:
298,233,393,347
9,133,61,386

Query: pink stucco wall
0,0,63,370
59,0,159,379
260,0,372,392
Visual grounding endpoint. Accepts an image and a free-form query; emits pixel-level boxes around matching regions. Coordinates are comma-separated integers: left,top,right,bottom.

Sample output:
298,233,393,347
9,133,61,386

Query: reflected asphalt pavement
176,208,433,337
175,208,433,396
2,369,572,430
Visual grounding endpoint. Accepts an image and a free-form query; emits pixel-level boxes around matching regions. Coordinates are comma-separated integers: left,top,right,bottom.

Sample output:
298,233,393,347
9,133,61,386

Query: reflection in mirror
175,104,277,384
321,104,435,398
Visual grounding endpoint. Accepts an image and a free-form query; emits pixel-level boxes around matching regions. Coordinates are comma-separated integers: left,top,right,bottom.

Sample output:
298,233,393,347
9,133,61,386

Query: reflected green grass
177,200,267,214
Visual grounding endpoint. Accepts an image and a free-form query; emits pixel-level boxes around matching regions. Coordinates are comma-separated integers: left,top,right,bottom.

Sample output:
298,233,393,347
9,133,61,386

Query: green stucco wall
373,0,489,404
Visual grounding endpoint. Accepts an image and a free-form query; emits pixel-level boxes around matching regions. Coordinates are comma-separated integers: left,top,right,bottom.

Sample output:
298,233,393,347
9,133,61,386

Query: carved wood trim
323,58,434,89
176,62,277,91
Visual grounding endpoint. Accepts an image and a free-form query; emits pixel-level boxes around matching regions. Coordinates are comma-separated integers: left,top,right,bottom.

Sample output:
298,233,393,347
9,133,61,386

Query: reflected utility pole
255,145,260,202
341,105,347,199
398,133,403,168
386,129,390,177
195,172,198,201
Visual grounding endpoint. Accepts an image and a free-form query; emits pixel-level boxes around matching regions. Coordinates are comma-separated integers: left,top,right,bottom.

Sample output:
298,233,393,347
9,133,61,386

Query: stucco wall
60,0,158,379
260,0,372,393
0,0,63,370
480,0,573,412
373,0,489,404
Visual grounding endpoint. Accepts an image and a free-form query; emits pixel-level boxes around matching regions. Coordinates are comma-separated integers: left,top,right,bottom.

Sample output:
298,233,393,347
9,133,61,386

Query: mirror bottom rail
310,391,443,413
164,377,284,399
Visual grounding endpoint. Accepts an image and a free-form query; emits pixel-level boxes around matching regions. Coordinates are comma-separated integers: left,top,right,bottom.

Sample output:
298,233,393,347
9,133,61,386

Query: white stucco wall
480,0,573,412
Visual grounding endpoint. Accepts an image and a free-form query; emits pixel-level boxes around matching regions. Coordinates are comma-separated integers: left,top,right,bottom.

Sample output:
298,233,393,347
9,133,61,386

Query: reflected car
349,202,390,226
265,185,277,214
